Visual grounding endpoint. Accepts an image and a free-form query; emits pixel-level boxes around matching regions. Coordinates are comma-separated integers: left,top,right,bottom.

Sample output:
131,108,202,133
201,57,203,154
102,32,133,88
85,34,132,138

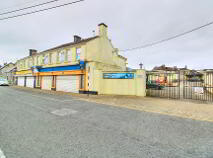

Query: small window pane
76,48,81,60
44,55,49,65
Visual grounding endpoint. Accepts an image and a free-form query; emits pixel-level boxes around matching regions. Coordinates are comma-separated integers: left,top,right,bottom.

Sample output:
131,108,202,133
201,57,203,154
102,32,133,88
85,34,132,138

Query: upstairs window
76,48,81,61
67,49,72,62
44,55,49,65
60,52,65,63
28,59,33,68
58,50,65,63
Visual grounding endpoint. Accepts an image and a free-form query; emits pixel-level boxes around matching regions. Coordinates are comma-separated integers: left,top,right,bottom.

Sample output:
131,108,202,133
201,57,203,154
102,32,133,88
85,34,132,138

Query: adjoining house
153,64,188,72
0,63,16,84
147,65,192,86
146,64,213,101
15,23,146,96
184,70,204,82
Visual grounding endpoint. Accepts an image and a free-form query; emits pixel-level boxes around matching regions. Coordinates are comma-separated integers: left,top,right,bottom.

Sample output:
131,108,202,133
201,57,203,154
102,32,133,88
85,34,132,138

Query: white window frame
76,48,81,61
59,50,65,63
44,55,49,65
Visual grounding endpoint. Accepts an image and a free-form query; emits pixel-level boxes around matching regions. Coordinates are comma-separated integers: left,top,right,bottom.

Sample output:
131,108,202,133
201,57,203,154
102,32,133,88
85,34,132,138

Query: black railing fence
146,71,213,102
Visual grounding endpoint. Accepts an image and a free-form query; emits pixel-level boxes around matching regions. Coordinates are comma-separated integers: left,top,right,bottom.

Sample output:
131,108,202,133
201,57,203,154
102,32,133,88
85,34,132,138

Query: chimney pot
74,35,82,43
29,49,37,56
98,23,108,28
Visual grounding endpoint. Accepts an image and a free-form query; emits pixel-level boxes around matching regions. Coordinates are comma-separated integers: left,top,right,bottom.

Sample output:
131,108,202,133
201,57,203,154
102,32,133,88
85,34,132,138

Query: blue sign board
36,61,85,72
103,73,134,79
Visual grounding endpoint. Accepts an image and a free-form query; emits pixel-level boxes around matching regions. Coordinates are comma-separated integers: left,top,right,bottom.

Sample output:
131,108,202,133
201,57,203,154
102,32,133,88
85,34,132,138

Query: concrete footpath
13,86,213,122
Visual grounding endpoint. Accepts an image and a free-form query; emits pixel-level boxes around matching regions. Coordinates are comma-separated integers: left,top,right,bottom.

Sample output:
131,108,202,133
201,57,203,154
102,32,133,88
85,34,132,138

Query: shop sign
103,73,134,79
32,68,39,73
16,70,32,75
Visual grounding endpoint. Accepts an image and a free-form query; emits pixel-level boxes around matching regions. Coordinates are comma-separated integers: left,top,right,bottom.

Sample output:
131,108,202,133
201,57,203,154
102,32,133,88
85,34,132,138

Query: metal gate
146,72,180,99
183,71,213,102
147,71,213,102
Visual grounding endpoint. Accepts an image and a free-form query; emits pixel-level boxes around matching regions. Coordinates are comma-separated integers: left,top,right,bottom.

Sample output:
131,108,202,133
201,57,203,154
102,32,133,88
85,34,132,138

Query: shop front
16,70,34,88
32,62,86,93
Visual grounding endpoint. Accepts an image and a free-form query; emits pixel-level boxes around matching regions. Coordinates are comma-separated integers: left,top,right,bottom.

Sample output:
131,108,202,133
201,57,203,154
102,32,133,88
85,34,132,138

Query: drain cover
51,108,78,116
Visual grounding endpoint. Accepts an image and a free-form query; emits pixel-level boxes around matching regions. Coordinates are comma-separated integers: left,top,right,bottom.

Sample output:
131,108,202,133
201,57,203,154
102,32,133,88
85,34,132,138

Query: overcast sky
0,0,213,70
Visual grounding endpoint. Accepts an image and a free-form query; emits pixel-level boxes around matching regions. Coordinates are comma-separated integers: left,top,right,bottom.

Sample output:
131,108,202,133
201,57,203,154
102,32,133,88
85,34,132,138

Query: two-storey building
15,23,127,94
0,62,16,84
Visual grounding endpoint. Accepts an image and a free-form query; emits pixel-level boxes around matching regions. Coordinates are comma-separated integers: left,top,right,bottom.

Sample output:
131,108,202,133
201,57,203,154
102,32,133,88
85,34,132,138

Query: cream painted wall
16,24,126,73
86,61,126,92
91,69,146,96
51,52,57,64
16,44,85,71
85,37,126,71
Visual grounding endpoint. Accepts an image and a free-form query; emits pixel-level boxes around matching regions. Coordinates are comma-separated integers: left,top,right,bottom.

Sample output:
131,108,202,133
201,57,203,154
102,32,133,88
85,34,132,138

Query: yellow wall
85,37,127,71
16,43,85,71
16,24,128,95
16,24,127,73
91,70,146,96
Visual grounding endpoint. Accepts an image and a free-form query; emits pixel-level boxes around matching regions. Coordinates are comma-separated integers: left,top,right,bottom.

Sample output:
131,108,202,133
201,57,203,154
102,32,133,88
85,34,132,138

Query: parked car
0,78,9,86
146,81,164,90
187,78,204,82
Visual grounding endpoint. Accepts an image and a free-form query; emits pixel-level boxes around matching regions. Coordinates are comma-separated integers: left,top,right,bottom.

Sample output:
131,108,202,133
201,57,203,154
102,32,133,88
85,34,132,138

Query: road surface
0,86,213,158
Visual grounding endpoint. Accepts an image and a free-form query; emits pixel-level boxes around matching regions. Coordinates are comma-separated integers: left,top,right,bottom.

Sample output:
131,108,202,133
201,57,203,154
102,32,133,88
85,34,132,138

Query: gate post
136,70,146,97
179,70,184,99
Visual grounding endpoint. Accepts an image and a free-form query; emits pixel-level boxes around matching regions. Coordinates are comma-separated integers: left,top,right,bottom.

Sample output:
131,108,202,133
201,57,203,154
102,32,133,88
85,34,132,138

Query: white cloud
0,0,213,70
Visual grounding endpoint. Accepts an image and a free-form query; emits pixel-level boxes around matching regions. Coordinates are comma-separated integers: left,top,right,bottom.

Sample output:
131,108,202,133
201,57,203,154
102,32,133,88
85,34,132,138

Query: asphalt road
0,87,213,158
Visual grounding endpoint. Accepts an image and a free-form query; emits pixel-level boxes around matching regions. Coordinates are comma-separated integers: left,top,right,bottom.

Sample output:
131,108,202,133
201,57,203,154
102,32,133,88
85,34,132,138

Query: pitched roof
4,67,16,73
18,36,99,61
153,65,179,71
41,36,99,53
0,62,14,70
118,54,127,60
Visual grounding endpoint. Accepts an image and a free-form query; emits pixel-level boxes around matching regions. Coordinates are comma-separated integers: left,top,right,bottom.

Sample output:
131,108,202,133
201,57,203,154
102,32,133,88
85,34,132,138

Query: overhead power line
120,21,213,52
0,0,44,11
0,0,62,16
0,0,85,21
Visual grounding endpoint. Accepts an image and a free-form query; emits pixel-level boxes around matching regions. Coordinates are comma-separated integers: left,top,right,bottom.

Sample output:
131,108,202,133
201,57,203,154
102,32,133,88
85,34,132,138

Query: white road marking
51,108,78,116
0,148,6,158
